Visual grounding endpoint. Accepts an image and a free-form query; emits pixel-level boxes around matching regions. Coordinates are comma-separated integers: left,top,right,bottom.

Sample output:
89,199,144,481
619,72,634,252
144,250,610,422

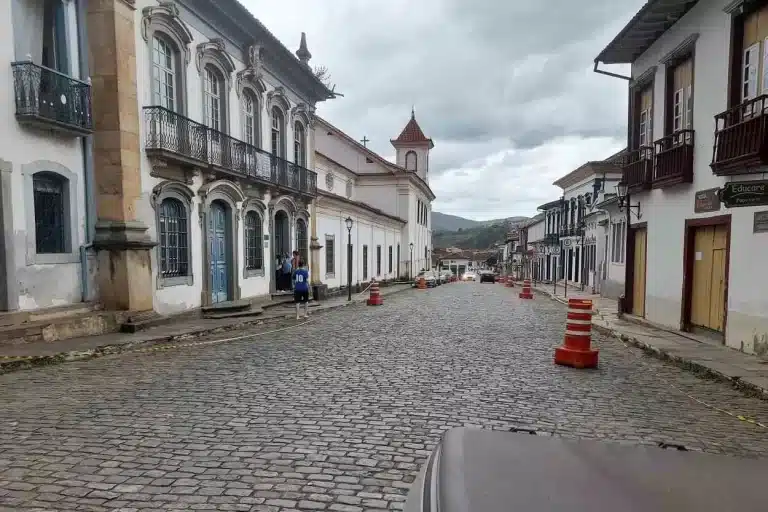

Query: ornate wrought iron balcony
144,106,317,196
559,225,584,238
12,61,93,136
711,95,768,175
621,146,653,193
653,129,694,188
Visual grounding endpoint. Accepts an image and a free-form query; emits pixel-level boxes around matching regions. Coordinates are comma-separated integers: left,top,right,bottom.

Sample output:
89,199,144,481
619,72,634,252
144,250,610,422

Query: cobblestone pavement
2,283,768,511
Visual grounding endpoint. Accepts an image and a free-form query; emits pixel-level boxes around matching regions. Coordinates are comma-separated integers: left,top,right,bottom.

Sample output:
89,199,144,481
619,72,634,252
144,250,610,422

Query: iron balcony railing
144,105,317,196
11,61,93,135
711,94,768,175
653,129,694,188
559,225,584,238
622,146,653,192
543,233,560,245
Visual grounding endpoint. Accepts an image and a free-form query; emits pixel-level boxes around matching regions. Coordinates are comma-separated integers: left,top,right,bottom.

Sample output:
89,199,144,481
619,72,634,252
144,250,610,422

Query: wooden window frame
629,66,656,151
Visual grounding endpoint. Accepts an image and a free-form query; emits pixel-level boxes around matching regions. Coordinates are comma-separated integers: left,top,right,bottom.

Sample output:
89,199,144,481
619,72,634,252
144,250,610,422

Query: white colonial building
595,0,768,355
1,0,94,312
135,0,335,314
312,114,435,292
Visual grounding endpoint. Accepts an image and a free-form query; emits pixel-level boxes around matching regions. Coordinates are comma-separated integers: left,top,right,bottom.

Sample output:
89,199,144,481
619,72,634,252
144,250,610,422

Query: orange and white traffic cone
554,298,598,369
367,280,383,305
518,279,533,299
417,277,427,290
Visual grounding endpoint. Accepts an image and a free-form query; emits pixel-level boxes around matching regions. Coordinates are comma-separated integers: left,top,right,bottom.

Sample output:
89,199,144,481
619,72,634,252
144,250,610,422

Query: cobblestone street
2,283,768,511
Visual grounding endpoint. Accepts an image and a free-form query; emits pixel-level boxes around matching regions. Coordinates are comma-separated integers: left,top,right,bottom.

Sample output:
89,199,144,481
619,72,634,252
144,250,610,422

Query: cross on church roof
360,136,370,147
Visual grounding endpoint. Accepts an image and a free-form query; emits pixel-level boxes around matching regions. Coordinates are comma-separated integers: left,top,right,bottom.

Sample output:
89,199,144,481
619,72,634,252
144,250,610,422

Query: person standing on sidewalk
293,260,310,319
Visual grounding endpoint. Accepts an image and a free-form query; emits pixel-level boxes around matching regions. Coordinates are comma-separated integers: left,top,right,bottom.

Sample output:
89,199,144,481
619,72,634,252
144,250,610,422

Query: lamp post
409,242,414,280
345,216,353,301
615,182,640,314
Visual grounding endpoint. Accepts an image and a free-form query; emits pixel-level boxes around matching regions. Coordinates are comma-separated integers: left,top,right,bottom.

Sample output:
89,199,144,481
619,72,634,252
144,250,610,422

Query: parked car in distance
404,427,767,512
442,271,453,283
462,272,477,281
479,271,495,283
413,270,438,288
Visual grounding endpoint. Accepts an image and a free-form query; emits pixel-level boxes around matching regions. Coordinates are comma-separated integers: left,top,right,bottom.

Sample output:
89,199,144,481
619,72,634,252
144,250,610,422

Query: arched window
296,218,308,264
242,90,259,147
33,172,66,254
244,211,263,272
271,107,284,157
405,151,417,171
203,65,225,132
158,197,189,280
151,35,178,111
294,121,305,166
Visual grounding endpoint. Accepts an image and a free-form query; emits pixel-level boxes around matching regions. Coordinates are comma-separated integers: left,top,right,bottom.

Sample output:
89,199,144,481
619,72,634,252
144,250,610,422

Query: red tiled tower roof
391,109,434,148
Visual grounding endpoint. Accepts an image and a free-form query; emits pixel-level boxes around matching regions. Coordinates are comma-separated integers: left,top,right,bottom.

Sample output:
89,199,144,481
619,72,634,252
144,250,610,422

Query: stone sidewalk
531,284,768,399
0,283,414,373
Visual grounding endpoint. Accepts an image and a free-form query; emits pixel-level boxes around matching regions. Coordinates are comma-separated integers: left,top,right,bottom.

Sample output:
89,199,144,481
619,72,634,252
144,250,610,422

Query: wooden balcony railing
653,129,694,188
711,94,768,175
12,61,93,136
622,147,653,193
144,106,317,196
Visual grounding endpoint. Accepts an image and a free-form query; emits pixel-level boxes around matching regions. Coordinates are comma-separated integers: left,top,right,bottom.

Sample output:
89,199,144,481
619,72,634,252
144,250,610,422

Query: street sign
721,180,768,208
754,210,768,233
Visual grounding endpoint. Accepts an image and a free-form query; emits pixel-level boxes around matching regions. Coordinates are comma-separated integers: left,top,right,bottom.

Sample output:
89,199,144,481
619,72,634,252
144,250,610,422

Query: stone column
88,0,155,311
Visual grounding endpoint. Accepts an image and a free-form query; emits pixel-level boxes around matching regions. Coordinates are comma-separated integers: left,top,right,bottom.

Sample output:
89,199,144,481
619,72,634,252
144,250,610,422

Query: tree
313,66,333,88
485,256,498,266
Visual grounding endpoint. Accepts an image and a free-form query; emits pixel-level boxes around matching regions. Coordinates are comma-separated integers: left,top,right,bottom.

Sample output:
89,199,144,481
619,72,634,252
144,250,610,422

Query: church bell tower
391,108,434,182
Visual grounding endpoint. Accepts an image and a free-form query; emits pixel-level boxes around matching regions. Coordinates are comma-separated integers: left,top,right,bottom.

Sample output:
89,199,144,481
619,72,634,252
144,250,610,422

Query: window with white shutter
743,43,759,115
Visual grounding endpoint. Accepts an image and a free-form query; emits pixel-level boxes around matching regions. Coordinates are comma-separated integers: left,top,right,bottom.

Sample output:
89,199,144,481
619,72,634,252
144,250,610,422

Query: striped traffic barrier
367,280,383,305
518,279,533,299
554,298,598,369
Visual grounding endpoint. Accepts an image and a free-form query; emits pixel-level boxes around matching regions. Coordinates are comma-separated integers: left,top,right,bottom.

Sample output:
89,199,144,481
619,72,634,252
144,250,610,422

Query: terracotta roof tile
392,110,433,147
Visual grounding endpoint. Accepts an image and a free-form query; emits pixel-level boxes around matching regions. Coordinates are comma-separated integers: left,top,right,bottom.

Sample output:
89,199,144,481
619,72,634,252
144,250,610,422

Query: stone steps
0,309,124,346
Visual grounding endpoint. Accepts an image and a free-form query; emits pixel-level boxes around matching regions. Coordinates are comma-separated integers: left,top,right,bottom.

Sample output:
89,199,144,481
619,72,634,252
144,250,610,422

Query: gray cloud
246,0,643,218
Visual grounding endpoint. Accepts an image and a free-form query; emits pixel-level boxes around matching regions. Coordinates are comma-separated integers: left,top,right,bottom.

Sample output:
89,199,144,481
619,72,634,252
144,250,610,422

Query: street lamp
409,242,414,280
615,182,641,218
345,216,353,301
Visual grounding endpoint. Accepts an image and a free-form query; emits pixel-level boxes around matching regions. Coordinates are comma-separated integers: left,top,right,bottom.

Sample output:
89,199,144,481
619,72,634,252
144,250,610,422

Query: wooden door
209,202,230,304
690,225,728,332
632,229,647,317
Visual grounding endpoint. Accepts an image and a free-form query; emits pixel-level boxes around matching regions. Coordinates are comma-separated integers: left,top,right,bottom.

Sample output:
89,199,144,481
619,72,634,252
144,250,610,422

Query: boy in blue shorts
293,260,310,319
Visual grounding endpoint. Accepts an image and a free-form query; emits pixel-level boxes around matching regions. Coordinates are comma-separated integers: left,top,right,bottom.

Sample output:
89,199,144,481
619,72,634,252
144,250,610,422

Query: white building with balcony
135,0,335,314
1,0,93,312
313,113,436,290
595,0,768,355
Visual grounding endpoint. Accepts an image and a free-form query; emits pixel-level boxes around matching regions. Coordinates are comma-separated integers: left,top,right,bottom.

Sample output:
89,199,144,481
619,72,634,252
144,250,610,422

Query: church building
312,111,436,292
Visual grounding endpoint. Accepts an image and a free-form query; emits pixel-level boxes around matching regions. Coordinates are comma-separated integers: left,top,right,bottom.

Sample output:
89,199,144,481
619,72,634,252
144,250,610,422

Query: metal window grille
33,173,65,254
159,198,189,277
245,211,263,270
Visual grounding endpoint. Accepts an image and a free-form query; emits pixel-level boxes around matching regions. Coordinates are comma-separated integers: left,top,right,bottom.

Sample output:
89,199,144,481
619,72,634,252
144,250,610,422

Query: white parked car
463,272,477,281
413,270,438,288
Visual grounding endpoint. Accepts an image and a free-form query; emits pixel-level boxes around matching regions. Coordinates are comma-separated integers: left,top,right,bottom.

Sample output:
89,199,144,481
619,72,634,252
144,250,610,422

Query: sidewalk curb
0,285,415,375
590,321,768,400
531,286,768,400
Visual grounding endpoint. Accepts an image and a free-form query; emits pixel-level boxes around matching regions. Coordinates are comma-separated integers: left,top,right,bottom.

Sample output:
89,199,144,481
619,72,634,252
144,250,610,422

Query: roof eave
594,0,700,65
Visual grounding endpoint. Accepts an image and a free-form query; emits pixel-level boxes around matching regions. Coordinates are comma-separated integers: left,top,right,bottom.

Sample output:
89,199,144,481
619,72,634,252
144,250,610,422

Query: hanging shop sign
721,180,768,208
694,188,721,213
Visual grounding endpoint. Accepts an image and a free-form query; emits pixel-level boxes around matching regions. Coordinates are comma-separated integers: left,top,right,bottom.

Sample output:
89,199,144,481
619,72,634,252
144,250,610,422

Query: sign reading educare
722,180,768,208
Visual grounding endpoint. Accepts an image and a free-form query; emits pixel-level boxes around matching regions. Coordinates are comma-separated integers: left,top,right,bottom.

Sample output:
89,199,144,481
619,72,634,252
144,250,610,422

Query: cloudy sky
245,0,644,220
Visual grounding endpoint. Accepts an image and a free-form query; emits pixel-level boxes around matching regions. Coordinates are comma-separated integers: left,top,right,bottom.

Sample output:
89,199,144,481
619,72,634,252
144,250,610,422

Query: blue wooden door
209,202,229,303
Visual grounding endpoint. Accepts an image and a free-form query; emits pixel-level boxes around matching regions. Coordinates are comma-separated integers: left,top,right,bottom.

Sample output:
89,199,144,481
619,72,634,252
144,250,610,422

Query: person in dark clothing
293,260,310,319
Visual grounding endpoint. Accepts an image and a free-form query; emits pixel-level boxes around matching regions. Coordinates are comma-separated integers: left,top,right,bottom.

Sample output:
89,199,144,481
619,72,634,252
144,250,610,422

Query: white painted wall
527,217,545,242
628,0,768,353
134,0,316,314
316,201,403,289
2,0,88,311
